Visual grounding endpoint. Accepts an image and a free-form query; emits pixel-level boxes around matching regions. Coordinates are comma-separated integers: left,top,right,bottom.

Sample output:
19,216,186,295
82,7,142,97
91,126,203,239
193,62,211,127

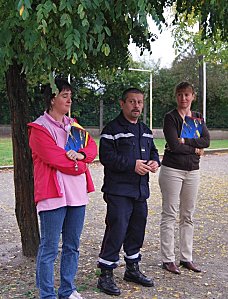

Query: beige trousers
159,165,200,262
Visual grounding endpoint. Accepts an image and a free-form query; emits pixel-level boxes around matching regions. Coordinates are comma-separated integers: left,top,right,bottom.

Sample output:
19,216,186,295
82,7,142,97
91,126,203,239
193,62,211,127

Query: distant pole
203,61,207,122
198,55,203,114
149,72,152,130
198,56,207,121
99,99,104,133
143,98,147,123
198,19,207,122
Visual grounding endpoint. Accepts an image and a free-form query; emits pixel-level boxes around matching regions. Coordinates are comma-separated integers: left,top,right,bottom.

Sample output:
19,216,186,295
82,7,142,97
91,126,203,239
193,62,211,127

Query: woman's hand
195,148,204,156
178,138,185,144
66,150,85,161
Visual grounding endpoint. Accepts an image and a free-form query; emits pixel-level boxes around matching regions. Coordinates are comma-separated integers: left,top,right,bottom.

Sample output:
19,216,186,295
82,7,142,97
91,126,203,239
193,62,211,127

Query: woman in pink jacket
28,78,97,299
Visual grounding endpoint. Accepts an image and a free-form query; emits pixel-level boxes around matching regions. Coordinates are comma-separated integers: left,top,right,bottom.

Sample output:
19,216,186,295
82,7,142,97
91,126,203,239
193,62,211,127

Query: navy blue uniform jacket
99,112,160,200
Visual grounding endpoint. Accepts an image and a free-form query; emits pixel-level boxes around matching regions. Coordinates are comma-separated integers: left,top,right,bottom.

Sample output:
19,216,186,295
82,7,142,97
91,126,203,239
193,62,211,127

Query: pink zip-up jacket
28,122,97,203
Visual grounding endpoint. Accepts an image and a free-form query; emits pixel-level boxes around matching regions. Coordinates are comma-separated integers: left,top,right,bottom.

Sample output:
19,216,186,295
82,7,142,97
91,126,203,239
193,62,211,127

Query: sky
128,13,177,68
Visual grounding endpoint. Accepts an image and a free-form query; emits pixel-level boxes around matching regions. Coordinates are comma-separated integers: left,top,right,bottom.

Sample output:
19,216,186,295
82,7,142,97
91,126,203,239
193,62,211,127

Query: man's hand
135,160,152,175
147,160,159,173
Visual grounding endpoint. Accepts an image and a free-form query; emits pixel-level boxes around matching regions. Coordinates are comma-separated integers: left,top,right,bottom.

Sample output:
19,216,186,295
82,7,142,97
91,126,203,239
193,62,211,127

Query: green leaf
82,18,89,27
24,0,32,9
59,0,67,11
98,32,105,44
40,37,47,51
52,3,57,13
71,52,78,64
78,4,84,14
104,26,111,36
65,33,73,49
46,0,54,13
42,19,47,28
138,0,145,11
102,43,110,56
37,10,43,23
93,0,100,7
73,29,81,48
104,1,111,11
79,10,85,19
60,13,72,27
49,73,58,94
66,2,73,13
22,8,29,20
17,0,24,11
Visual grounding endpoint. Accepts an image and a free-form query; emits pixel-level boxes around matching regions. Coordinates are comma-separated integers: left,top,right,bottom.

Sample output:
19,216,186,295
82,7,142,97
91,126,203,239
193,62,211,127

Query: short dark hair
175,81,195,95
43,78,72,112
121,88,144,102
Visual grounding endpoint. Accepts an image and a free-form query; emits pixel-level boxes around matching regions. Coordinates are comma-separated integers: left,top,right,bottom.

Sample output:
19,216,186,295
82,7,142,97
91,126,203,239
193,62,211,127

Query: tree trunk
5,61,40,257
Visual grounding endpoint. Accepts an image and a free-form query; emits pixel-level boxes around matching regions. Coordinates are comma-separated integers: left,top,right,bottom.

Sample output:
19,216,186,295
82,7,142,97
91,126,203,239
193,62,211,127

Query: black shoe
123,262,154,287
97,269,121,296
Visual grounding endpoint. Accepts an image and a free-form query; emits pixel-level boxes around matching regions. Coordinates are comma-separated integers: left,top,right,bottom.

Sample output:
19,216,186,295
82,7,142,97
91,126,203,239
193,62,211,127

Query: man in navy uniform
97,88,160,296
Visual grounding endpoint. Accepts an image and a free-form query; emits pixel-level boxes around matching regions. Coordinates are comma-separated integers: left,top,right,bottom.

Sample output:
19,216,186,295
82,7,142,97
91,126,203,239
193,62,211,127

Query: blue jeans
36,206,86,299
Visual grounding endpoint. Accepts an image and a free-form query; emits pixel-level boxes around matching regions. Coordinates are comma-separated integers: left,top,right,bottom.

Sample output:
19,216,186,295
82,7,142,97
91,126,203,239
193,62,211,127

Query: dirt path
0,153,227,299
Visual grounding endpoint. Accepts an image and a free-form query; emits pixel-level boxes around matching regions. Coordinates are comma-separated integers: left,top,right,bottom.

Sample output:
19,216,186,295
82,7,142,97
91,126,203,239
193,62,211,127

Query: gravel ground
0,153,227,299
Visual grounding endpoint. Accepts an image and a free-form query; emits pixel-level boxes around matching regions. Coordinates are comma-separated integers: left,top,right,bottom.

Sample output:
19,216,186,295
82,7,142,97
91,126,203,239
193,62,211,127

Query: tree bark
5,61,40,257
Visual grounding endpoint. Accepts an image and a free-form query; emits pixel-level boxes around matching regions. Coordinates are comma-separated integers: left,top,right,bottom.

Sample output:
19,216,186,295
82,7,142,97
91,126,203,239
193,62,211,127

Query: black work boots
97,263,154,296
123,262,154,287
97,269,121,296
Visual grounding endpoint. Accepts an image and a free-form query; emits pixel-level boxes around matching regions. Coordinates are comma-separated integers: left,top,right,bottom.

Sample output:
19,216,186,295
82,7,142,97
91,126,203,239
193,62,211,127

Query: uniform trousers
98,193,148,269
159,165,200,263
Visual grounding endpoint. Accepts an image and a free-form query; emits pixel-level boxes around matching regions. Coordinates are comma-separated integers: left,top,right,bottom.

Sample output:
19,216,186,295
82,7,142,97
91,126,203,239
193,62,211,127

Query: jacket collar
117,111,140,126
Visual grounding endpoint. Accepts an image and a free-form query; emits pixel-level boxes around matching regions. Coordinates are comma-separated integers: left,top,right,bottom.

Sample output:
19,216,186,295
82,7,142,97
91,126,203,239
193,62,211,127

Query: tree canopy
1,0,227,80
1,1,162,79
174,0,227,42
171,11,228,67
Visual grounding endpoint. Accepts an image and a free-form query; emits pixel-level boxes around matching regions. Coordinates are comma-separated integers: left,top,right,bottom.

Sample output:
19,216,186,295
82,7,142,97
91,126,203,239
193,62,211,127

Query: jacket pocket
116,139,134,152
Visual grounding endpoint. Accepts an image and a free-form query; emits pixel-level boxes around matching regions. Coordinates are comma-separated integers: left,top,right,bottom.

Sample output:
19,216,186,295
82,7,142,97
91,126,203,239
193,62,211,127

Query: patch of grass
0,137,228,166
0,137,13,166
23,290,37,298
154,139,228,154
154,139,166,154
209,139,228,149
77,269,101,292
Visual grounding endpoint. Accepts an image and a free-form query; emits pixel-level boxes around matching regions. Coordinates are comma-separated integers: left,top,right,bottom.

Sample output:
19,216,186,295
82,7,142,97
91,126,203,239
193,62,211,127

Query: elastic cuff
124,253,141,264
97,257,119,269
97,262,118,270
